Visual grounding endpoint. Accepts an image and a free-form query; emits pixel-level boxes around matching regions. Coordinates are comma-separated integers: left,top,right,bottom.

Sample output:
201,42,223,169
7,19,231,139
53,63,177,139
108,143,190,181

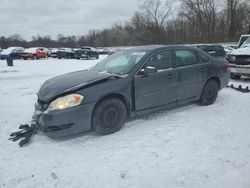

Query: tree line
0,0,250,49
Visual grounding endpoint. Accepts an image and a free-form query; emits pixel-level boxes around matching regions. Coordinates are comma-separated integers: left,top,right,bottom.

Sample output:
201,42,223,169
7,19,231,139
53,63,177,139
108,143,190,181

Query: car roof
126,45,198,52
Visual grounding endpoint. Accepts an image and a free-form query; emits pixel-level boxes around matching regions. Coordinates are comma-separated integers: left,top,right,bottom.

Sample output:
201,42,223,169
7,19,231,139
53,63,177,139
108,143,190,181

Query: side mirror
140,66,157,75
208,51,216,55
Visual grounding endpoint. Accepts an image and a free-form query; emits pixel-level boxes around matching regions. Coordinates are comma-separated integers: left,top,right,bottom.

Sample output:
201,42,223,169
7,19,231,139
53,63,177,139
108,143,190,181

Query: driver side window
143,50,173,71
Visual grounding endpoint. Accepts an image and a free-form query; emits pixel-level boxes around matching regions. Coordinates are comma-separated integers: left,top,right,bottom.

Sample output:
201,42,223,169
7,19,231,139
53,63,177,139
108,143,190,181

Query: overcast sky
0,0,141,40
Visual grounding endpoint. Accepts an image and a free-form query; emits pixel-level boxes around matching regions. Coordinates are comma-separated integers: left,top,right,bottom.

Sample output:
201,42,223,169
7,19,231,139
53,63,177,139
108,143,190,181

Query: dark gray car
33,45,230,137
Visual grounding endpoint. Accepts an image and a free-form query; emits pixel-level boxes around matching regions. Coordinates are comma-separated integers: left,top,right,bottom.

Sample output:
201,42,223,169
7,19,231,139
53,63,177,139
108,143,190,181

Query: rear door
174,49,208,101
134,50,178,111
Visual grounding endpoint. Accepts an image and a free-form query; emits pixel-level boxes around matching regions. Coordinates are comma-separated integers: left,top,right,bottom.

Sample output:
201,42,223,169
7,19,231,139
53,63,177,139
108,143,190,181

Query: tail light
224,59,230,70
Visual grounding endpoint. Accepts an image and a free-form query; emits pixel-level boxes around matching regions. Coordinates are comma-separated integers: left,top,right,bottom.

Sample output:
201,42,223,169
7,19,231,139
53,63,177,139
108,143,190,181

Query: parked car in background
50,48,59,58
74,48,99,59
57,48,75,59
96,48,109,55
32,45,229,138
196,45,226,58
107,48,122,55
74,46,99,60
0,47,24,60
21,47,48,60
227,36,250,79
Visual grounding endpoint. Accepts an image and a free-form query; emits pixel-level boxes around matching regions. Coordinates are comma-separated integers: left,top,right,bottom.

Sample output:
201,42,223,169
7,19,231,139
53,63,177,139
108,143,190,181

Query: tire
92,98,127,135
230,74,241,79
199,79,219,106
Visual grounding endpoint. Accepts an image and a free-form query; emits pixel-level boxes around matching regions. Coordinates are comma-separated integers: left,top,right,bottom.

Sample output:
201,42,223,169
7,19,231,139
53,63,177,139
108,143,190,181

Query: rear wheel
92,98,127,135
199,79,219,106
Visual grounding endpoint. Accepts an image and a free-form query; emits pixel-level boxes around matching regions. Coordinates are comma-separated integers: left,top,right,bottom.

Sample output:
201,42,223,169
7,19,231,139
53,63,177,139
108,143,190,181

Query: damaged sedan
10,45,230,146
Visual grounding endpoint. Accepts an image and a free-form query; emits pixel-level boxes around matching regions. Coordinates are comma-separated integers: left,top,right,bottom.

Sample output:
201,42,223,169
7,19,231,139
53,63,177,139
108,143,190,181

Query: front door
134,50,178,111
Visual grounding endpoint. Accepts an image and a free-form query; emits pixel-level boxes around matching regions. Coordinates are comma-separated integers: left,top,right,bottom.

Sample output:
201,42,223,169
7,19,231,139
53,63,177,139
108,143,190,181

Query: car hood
1,50,12,55
38,70,117,103
229,47,250,56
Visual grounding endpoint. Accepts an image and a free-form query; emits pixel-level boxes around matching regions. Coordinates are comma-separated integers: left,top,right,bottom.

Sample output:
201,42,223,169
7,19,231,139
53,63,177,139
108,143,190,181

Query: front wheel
92,98,127,135
199,80,219,106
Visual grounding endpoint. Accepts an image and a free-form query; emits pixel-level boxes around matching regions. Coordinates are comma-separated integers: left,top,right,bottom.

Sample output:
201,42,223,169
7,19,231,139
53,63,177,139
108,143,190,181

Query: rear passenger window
175,50,198,67
144,50,173,71
199,52,209,63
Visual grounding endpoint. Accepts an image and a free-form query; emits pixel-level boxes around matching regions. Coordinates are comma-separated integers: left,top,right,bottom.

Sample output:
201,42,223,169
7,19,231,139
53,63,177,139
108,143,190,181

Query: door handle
200,68,206,72
168,74,175,79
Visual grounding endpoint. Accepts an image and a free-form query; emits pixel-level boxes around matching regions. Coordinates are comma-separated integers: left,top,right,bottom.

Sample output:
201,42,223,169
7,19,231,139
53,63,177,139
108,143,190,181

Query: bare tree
140,0,173,29
180,0,216,42
226,0,242,40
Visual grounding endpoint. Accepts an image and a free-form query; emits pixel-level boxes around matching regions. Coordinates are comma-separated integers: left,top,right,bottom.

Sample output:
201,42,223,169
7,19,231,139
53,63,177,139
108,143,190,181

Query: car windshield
241,37,250,48
91,50,146,75
239,36,250,47
1,47,17,54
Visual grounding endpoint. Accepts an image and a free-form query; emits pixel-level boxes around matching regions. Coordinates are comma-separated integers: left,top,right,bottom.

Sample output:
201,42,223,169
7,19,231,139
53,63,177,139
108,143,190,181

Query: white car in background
227,35,250,79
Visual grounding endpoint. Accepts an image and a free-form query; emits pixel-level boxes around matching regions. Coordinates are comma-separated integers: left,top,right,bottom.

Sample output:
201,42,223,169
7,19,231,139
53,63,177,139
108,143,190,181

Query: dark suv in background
74,46,99,60
196,45,226,58
57,48,75,59
0,47,24,60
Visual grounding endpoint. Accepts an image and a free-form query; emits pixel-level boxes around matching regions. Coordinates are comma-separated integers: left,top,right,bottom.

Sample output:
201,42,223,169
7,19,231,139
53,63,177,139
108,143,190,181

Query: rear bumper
0,55,7,59
21,54,33,58
32,102,95,138
74,54,87,58
229,64,250,76
220,70,230,89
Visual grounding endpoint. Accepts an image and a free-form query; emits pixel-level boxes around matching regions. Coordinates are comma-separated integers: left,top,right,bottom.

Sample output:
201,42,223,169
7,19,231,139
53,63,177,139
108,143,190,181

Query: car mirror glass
140,66,157,75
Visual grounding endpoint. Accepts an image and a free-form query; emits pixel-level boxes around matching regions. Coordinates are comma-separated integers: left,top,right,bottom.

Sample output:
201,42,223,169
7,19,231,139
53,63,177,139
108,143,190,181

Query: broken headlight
48,94,84,111
230,55,236,61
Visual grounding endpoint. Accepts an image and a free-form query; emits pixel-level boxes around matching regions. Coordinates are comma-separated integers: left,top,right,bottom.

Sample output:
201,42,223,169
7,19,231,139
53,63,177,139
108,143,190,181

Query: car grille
47,124,73,132
234,55,250,65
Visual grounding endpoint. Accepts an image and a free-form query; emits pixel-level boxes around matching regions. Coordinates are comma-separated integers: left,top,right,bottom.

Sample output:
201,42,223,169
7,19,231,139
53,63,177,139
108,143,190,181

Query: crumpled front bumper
32,102,95,138
229,64,250,76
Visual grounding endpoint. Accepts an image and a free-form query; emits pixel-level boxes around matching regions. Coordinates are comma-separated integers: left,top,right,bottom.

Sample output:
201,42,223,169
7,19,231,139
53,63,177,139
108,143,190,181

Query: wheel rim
98,105,119,128
205,85,216,101
102,105,119,128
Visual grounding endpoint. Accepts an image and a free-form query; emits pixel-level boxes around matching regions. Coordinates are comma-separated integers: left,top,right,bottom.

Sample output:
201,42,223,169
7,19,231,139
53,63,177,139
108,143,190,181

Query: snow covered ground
0,57,250,188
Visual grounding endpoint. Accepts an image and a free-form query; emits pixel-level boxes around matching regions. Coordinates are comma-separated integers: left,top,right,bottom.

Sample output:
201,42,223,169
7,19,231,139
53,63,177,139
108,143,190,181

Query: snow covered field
0,57,250,188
